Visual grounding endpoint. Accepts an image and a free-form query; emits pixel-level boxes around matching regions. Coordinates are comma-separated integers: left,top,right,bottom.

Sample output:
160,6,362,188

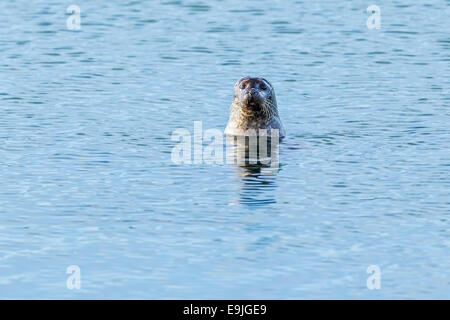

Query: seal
225,77,286,139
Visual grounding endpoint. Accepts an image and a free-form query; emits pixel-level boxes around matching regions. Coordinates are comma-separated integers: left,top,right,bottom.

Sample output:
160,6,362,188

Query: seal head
225,77,286,139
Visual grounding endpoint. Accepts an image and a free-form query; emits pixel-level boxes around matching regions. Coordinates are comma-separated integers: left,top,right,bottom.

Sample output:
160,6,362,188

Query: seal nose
249,88,258,97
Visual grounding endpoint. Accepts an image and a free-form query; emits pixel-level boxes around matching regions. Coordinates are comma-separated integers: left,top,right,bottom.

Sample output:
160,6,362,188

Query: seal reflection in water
225,77,285,205
225,135,280,206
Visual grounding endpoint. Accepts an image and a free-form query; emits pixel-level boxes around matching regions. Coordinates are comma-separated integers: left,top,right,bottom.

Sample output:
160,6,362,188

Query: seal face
225,77,286,139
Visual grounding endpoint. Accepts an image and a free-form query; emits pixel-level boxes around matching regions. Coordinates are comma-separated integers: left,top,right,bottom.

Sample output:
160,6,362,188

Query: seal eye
239,82,247,89
260,83,267,90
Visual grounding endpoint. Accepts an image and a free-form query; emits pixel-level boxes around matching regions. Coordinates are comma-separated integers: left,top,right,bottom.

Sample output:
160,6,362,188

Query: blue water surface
0,0,449,299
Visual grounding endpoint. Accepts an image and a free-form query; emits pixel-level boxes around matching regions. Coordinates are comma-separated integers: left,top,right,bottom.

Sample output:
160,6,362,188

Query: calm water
0,0,449,299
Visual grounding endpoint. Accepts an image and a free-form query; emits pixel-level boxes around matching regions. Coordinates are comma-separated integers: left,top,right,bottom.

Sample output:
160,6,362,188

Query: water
0,0,449,299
